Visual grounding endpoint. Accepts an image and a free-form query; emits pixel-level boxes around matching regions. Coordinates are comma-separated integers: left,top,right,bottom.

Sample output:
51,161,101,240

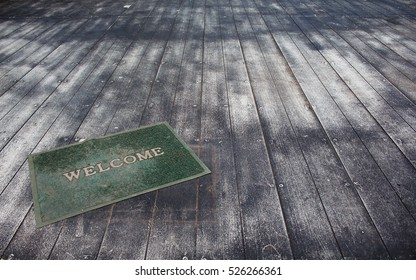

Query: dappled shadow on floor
0,0,416,260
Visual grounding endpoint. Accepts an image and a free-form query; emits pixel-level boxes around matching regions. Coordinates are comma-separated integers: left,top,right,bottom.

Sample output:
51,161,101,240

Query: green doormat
28,122,210,228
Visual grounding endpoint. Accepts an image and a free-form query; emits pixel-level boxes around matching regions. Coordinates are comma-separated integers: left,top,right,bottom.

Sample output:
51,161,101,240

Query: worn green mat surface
28,122,210,227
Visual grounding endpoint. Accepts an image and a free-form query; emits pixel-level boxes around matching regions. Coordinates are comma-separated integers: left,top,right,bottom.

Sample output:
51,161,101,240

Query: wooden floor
0,0,416,260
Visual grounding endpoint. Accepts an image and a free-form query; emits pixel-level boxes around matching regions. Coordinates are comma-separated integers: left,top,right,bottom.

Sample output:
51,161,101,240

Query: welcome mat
28,122,210,227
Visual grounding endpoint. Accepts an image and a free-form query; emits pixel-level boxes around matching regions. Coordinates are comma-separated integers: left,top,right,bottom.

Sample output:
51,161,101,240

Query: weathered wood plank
0,19,87,79
1,0,416,260
0,19,87,112
0,0,125,18
0,164,57,260
47,207,113,260
362,17,416,55
0,22,92,151
320,14,416,105
378,16,416,43
47,11,173,259
219,1,293,260
310,0,350,17
0,17,120,259
97,3,188,260
262,11,416,259
2,199,62,260
0,1,25,18
195,0,244,260
347,0,387,17
0,17,116,195
71,13,155,139
123,0,160,16
329,0,378,17
0,19,30,39
301,17,416,131
145,0,205,260
106,11,182,132
332,15,416,84
46,63,139,256
0,1,46,18
1,5,163,260
0,19,51,65
305,16,416,168
363,0,413,16
233,0,342,259
249,0,389,260
292,15,416,214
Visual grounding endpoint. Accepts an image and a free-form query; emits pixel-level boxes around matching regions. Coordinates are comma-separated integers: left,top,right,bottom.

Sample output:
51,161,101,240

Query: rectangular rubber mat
28,122,210,227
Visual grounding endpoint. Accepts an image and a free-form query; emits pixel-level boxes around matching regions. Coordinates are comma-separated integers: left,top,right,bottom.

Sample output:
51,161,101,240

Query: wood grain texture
220,0,292,260
248,0,388,260
291,15,416,217
1,0,416,260
99,1,189,260
261,9,416,259
196,0,244,260
234,0,341,259
146,0,205,260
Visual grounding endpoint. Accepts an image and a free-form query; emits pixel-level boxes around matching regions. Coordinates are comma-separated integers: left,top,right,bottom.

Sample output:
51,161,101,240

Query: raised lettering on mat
63,147,164,182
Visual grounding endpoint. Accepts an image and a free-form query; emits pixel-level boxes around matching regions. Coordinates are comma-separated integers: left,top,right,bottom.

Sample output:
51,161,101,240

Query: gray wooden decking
1,0,416,260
